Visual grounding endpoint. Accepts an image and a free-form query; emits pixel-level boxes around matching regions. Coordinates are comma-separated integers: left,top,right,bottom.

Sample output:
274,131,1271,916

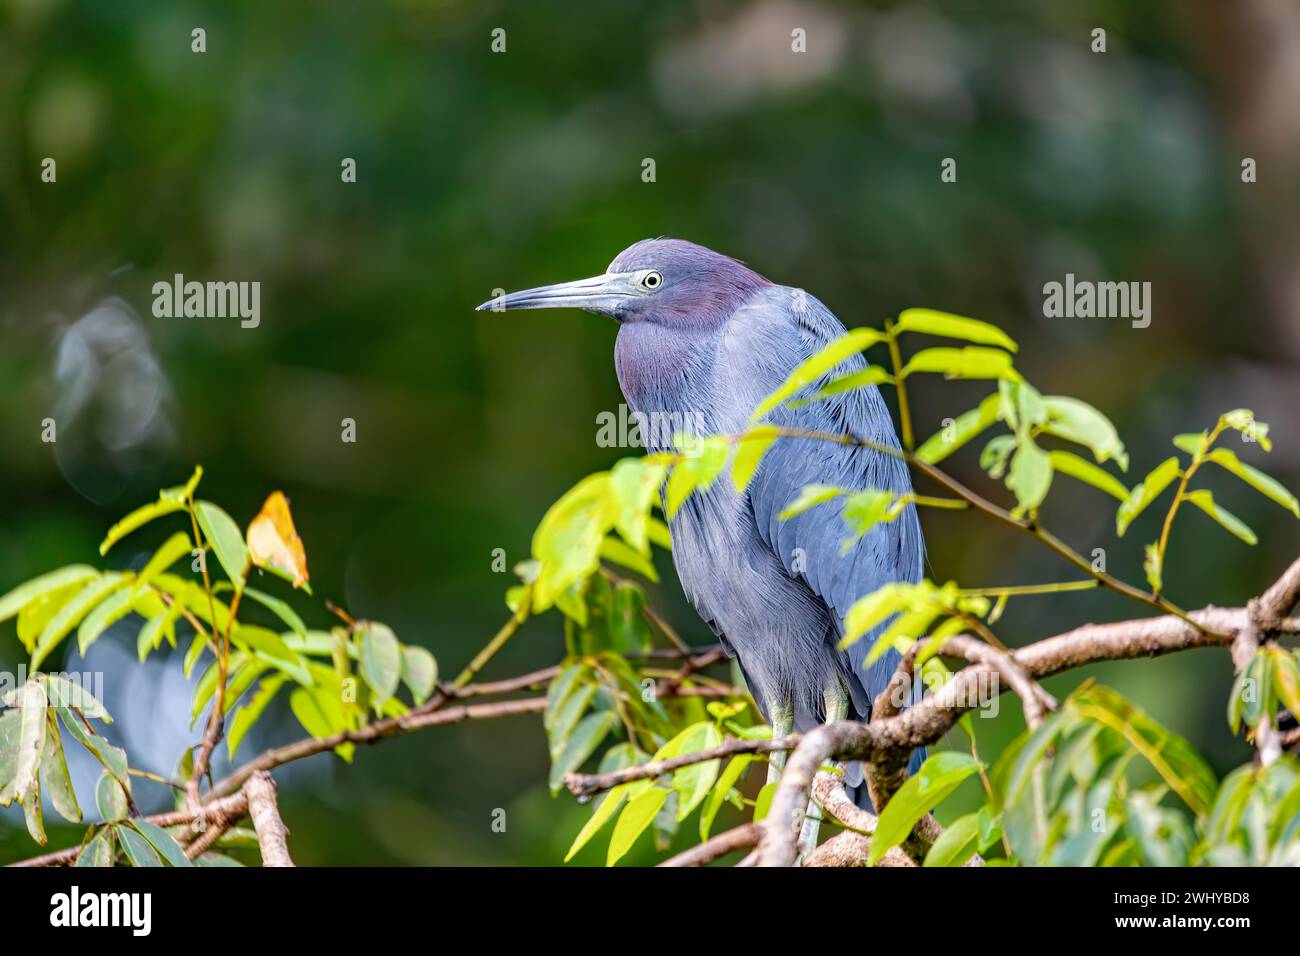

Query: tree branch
755,557,1300,866
659,822,762,867
245,771,294,867
565,734,800,798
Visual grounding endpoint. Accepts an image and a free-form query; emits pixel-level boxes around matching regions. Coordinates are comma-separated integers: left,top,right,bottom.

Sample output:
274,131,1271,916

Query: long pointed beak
475,272,639,317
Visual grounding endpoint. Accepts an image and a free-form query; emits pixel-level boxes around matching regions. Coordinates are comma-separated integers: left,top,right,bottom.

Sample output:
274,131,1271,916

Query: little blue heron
480,238,924,850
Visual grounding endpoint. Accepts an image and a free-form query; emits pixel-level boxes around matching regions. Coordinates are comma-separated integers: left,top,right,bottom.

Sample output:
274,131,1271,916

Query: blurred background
2,0,1299,864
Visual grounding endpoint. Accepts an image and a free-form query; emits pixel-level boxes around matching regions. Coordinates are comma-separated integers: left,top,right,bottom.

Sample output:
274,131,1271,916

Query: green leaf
43,674,111,722
778,484,845,520
608,582,653,654
732,425,780,493
609,457,669,554
799,365,892,404
916,395,1001,465
842,582,914,646
1116,457,1182,536
545,664,591,731
99,499,186,556
870,752,983,865
159,465,204,503
95,770,128,821
358,622,401,705
549,711,618,794
77,588,135,656
228,674,288,759
75,827,115,867
195,501,249,590
894,308,1019,352
128,819,193,867
1218,409,1271,451
289,686,344,740
1048,451,1129,501
30,573,130,671
1173,432,1207,456
12,681,48,804
1184,489,1257,545
1143,543,1163,593
191,652,247,722
531,473,615,612
980,434,1016,479
751,328,883,421
234,625,314,688
700,754,755,840
57,710,128,781
116,823,163,867
399,645,438,705
1041,397,1129,471
239,587,308,637
902,346,1020,382
1241,651,1272,730
23,776,46,843
607,786,670,866
134,532,192,592
41,711,81,823
1006,440,1053,513
0,565,98,624
548,684,598,760
598,536,658,582
923,810,981,867
753,781,778,821
565,783,628,863
664,437,729,518
1206,448,1299,518
669,723,724,820
839,489,904,552
1272,650,1300,720
1002,711,1069,808
0,712,20,807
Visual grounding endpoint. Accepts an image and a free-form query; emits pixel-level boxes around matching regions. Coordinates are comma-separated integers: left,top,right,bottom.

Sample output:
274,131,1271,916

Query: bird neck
614,321,721,451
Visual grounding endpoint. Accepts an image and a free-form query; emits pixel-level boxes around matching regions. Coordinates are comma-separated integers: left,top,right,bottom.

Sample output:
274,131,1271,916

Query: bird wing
741,290,925,719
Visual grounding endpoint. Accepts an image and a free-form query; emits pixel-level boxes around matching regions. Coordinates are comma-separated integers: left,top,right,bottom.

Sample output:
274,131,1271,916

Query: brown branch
8,788,253,868
807,771,978,867
753,559,1300,867
866,632,1057,822
213,662,736,802
210,697,550,799
245,771,294,867
565,734,800,798
803,830,913,867
659,822,762,867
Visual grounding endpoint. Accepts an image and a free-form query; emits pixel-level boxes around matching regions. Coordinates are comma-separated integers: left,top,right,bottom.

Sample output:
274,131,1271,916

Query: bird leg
765,695,794,785
795,678,850,862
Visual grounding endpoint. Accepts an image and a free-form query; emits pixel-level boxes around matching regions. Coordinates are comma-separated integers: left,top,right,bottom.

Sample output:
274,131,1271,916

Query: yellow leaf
246,492,310,589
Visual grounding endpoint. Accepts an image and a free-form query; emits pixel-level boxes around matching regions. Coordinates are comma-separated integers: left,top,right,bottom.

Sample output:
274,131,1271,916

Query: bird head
476,238,769,329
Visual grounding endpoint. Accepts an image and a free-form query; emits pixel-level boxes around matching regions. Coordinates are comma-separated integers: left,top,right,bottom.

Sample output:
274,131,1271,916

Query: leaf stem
884,321,914,452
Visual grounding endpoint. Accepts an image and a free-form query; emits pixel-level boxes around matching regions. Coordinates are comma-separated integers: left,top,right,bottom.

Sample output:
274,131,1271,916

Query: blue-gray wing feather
743,294,925,746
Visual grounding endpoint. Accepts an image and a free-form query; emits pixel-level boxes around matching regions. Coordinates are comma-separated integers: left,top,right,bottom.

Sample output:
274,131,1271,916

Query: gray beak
475,272,640,317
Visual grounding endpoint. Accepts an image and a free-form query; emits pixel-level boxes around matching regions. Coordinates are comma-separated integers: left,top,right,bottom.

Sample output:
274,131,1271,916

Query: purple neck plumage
610,243,770,414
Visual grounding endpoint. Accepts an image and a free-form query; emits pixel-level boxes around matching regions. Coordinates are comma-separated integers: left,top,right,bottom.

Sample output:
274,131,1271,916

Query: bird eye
641,270,662,291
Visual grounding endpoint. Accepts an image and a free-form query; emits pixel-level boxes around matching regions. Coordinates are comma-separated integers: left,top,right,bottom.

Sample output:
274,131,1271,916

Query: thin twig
659,822,762,867
565,734,800,798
